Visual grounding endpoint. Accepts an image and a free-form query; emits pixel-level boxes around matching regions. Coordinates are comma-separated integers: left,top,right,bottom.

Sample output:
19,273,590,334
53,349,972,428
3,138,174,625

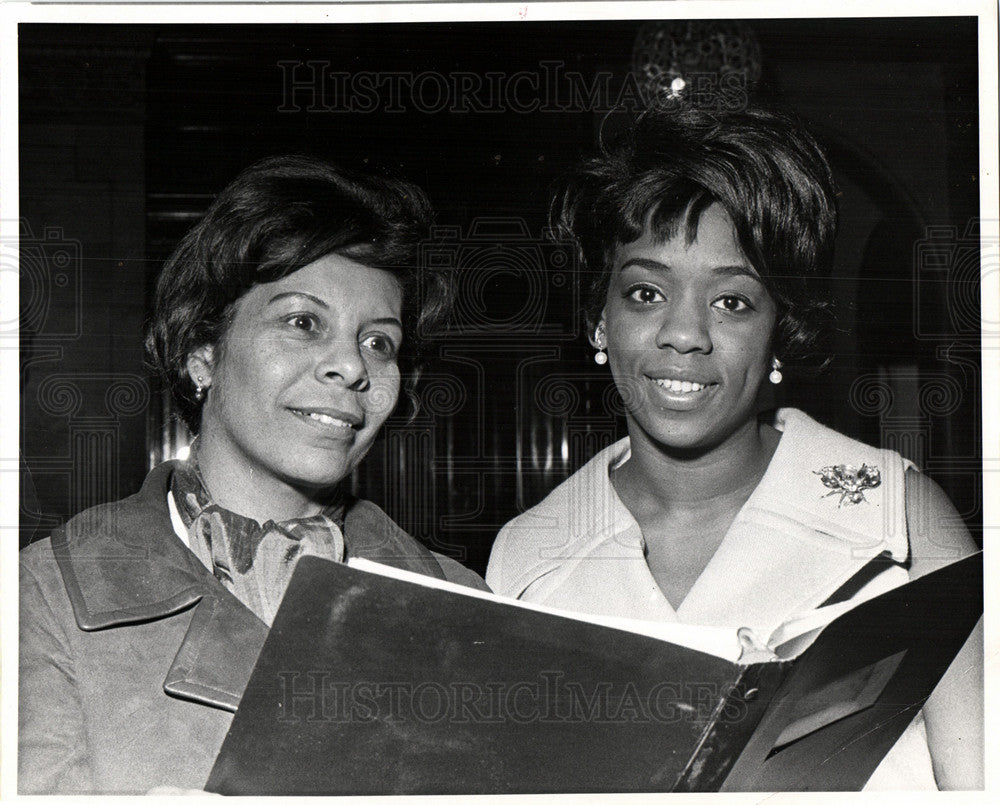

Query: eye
625,284,666,304
361,333,399,360
711,294,753,313
285,313,320,332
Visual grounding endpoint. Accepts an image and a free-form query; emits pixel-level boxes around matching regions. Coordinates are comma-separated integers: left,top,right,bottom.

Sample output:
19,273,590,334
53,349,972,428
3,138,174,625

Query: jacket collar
51,462,447,712
500,408,910,627
52,461,268,712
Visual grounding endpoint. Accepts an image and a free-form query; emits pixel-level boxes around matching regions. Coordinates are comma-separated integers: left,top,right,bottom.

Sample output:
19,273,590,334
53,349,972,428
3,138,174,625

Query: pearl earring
769,357,783,385
593,324,608,365
194,375,207,401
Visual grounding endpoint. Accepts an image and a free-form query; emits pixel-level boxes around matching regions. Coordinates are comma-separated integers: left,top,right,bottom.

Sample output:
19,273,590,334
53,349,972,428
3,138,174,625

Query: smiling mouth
651,377,714,394
289,409,361,430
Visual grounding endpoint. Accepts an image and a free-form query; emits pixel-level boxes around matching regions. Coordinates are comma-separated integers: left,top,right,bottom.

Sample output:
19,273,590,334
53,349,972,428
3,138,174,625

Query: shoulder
46,462,175,551
781,408,977,573
770,409,909,486
20,536,64,604
903,468,978,579
773,408,907,468
21,465,197,632
19,473,160,594
20,536,79,655
21,533,57,565
345,497,488,590
750,409,913,561
431,552,491,592
487,438,629,596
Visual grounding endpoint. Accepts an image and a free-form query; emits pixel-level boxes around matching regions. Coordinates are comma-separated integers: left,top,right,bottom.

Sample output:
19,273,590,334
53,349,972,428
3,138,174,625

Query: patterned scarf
170,450,346,626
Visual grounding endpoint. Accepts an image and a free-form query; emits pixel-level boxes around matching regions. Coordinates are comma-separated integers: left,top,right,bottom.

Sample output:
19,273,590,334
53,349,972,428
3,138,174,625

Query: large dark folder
206,552,981,794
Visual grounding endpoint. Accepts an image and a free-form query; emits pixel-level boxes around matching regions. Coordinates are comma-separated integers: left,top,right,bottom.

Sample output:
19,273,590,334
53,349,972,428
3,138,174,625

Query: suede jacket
19,461,487,794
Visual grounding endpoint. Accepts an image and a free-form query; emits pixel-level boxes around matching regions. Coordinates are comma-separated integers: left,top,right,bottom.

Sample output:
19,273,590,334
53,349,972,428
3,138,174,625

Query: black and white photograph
2,0,997,798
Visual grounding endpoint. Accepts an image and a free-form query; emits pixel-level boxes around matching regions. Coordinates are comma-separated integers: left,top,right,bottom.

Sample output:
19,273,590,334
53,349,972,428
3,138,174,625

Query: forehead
244,253,403,314
613,203,755,276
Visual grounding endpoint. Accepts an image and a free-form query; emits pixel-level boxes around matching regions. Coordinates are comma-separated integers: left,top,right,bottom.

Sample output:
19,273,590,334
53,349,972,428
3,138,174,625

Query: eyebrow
266,291,404,329
368,317,405,330
619,258,763,283
267,291,330,309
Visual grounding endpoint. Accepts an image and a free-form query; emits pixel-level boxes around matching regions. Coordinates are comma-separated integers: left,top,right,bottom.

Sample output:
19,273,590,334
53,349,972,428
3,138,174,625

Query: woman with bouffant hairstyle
488,107,981,789
20,155,485,794
564,107,839,370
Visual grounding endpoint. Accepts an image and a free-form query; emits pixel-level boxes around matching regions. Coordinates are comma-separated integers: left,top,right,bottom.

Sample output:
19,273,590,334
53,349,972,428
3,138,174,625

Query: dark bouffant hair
147,155,444,432
553,106,838,366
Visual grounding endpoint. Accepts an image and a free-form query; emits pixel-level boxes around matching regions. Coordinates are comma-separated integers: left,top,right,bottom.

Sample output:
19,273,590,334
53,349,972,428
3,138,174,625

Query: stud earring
769,357,783,385
593,324,608,366
194,375,207,402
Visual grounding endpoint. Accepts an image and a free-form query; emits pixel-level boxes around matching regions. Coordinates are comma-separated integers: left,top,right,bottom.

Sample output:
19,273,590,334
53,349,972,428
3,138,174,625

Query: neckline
605,409,795,616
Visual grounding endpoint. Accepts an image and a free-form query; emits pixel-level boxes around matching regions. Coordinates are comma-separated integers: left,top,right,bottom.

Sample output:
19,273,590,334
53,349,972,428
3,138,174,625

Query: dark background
19,18,982,573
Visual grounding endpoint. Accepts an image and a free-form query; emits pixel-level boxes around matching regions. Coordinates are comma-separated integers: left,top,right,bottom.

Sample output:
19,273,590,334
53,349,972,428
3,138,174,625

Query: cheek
606,361,648,414
216,340,303,406
734,322,775,380
363,367,401,418
605,314,648,355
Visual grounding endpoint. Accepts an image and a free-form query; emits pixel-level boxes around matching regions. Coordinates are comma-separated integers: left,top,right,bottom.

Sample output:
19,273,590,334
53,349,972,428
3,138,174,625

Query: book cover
206,552,981,794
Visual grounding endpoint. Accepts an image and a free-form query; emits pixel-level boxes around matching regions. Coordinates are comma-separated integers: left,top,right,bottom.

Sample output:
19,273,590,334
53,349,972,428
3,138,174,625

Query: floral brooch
814,463,881,506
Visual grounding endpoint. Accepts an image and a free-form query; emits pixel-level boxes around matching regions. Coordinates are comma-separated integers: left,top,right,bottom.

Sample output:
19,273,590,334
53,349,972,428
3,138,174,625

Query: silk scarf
170,452,346,625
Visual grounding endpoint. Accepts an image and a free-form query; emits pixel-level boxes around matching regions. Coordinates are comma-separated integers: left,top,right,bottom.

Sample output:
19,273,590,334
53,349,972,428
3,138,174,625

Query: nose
655,296,712,354
315,337,370,391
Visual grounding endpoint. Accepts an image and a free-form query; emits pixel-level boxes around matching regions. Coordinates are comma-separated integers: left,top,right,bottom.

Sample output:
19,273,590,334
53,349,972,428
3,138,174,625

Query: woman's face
191,253,403,495
600,202,777,454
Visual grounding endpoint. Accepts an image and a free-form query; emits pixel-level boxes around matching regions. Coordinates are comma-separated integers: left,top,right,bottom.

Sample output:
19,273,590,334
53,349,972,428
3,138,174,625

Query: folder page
348,556,746,662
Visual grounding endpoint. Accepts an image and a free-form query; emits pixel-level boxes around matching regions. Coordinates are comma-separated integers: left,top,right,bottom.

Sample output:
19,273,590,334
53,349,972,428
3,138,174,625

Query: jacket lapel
163,590,268,711
52,462,267,712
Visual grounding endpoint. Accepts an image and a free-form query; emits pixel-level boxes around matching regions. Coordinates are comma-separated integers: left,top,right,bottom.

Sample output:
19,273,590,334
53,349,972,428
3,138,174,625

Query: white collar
167,491,190,548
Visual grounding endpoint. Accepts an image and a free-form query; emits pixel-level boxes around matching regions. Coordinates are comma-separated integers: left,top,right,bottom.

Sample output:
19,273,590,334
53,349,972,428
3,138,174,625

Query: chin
634,415,730,455
270,452,356,492
656,433,718,455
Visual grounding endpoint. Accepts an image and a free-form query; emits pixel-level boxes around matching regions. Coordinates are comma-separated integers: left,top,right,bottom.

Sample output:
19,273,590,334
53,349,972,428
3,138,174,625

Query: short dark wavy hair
146,155,445,432
553,106,838,367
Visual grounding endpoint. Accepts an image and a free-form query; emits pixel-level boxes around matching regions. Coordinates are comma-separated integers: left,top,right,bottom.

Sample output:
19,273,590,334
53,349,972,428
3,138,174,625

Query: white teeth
298,410,353,428
654,378,706,393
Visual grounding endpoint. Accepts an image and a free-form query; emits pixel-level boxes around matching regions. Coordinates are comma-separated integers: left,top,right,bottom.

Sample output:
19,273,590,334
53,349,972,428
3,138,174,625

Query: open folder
206,552,981,794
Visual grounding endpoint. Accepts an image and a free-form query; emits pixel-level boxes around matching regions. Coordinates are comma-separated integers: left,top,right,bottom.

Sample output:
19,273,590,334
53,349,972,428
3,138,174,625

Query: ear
186,345,216,390
587,311,608,350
